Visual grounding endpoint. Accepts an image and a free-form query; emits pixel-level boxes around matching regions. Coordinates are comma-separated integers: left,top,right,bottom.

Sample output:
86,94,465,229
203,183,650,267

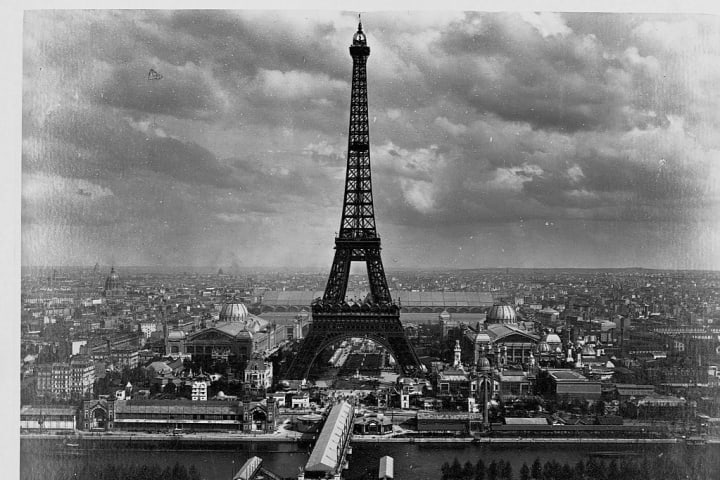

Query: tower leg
365,250,391,304
324,249,352,303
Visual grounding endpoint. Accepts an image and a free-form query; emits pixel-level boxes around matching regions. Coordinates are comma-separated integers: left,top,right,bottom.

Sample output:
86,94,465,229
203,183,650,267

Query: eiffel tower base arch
284,304,422,379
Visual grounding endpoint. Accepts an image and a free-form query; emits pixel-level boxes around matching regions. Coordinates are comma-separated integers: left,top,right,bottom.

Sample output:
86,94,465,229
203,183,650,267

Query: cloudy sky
21,9,720,270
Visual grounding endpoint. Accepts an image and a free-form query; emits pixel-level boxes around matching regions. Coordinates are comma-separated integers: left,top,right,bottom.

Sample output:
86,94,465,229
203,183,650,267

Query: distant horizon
19,264,720,273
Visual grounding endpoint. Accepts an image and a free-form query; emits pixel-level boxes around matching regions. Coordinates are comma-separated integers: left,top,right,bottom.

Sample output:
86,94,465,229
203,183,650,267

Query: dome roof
148,361,172,375
486,304,517,324
544,333,562,345
477,356,492,373
353,21,367,46
439,310,451,320
104,267,120,291
168,330,186,340
219,301,249,322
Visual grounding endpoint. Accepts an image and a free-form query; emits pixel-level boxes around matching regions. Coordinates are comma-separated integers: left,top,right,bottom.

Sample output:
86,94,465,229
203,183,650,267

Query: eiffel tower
285,20,422,379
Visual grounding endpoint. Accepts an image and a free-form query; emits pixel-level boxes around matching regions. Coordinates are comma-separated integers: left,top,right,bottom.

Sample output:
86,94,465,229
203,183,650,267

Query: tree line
439,451,719,480
23,461,202,480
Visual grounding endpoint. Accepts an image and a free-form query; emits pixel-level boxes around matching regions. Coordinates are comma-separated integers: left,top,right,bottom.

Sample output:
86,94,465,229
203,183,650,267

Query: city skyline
22,10,720,270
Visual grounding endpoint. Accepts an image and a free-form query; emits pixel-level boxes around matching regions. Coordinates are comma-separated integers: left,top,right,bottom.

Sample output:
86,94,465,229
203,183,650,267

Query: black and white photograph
14,2,720,479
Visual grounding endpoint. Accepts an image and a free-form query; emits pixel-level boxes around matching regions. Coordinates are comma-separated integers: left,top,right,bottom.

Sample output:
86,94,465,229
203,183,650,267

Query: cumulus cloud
519,12,573,38
257,69,347,100
21,10,720,269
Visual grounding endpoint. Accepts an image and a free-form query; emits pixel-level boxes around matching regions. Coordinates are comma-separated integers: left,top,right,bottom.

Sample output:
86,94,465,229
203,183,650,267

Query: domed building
103,267,125,298
535,332,566,365
477,354,492,374
175,299,279,366
462,303,539,367
165,330,187,356
543,333,563,352
485,304,517,325
219,302,249,322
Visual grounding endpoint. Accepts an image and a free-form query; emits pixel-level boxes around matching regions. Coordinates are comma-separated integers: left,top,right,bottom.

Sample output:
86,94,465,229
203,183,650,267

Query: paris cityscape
19,8,720,480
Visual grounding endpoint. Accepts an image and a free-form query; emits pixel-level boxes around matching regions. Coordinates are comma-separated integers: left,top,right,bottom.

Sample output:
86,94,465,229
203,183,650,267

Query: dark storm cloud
433,13,636,133
23,104,240,190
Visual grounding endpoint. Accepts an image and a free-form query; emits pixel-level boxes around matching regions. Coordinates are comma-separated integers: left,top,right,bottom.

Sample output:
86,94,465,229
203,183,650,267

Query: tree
542,461,553,480
149,382,161,396
178,383,193,400
164,381,177,395
585,457,604,480
442,461,451,480
449,458,463,480
500,460,513,480
487,460,499,480
121,365,149,387
363,392,378,407
462,461,475,480
520,464,530,480
531,458,542,480
475,459,486,480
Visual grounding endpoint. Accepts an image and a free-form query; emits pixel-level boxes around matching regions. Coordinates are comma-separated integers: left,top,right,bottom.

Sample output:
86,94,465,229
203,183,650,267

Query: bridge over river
232,400,356,480
300,400,355,480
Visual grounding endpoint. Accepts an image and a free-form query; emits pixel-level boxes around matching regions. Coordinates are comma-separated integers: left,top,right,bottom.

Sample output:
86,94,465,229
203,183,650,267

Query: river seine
20,439,715,480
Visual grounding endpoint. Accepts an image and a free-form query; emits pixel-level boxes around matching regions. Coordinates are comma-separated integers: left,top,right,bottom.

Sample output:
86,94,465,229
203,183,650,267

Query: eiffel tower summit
285,19,423,379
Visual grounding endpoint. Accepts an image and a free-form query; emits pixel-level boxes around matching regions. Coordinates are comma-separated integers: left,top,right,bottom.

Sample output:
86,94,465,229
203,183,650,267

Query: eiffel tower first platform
285,20,422,380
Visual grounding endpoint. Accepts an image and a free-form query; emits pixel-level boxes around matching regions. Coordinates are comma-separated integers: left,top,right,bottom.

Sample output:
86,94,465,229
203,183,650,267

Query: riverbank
23,433,299,443
22,436,720,480
22,431,718,445
352,436,692,444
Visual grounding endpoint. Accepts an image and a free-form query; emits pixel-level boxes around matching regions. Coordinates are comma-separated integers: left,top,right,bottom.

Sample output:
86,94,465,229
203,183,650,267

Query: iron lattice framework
285,21,422,379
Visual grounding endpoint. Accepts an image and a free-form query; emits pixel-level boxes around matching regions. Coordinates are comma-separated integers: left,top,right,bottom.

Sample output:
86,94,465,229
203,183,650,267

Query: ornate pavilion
462,303,540,367
166,300,286,365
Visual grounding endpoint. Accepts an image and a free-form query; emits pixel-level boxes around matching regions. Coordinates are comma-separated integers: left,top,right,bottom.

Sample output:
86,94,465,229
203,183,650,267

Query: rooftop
417,412,485,420
21,405,78,416
504,417,549,425
547,369,590,382
305,400,354,473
